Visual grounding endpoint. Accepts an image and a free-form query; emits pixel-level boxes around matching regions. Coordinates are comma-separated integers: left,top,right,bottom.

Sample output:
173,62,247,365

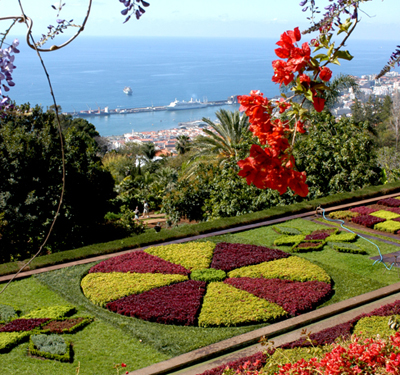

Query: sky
1,0,400,40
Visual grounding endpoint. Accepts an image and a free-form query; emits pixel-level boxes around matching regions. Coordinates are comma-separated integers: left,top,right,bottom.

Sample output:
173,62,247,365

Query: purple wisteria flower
119,0,150,23
0,39,19,112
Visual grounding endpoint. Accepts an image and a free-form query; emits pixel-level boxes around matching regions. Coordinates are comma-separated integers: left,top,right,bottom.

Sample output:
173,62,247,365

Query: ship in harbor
123,86,133,95
166,98,208,111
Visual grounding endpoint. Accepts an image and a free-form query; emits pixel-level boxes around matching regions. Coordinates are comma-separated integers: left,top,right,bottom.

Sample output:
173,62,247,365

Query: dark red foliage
296,242,323,248
0,318,50,332
197,351,269,375
392,217,400,222
106,280,206,326
225,278,332,316
88,250,190,276
349,206,379,215
305,233,330,240
377,198,400,207
210,242,290,272
280,321,354,349
351,215,386,228
364,299,400,317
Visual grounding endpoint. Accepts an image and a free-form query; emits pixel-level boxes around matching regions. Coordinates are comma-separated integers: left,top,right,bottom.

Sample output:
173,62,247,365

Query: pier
64,99,235,118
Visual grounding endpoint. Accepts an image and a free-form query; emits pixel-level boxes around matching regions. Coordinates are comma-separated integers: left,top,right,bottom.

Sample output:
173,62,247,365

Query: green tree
0,105,115,261
293,111,381,199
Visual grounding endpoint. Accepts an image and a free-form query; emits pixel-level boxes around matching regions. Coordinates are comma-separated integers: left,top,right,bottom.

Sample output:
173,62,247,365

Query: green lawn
1,218,400,374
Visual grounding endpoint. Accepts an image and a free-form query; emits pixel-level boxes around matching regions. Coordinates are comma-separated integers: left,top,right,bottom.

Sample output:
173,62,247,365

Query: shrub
273,226,303,235
327,241,367,255
352,214,386,228
0,304,19,323
198,282,287,327
190,269,226,282
81,272,188,307
106,280,206,326
353,315,400,340
227,256,331,284
328,210,359,220
0,332,30,353
292,241,325,253
225,278,332,316
21,305,75,319
88,250,190,276
374,220,400,234
210,242,290,272
274,235,305,246
144,242,216,271
325,232,358,242
29,334,72,362
370,210,400,220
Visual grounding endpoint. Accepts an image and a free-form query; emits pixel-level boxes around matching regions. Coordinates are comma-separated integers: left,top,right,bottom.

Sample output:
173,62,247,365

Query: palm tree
175,135,191,155
189,109,250,167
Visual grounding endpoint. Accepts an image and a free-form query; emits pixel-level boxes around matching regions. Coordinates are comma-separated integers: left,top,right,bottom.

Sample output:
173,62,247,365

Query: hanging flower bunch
237,1,361,197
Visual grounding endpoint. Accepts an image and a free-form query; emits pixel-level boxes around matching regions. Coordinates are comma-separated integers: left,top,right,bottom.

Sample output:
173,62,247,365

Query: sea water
9,36,398,136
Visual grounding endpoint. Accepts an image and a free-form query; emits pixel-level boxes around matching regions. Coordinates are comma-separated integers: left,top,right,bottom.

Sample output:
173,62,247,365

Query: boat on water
166,98,208,111
123,86,132,95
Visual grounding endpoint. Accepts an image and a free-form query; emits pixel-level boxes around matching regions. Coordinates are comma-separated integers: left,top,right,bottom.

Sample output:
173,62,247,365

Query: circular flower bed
81,242,332,327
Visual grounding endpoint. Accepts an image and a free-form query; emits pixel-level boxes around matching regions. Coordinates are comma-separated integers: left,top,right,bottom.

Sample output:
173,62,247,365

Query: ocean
9,36,398,136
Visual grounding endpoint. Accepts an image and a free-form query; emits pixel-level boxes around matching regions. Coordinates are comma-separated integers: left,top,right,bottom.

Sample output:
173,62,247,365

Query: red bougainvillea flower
277,98,291,113
319,66,332,82
272,60,294,86
313,94,325,112
287,42,311,72
295,120,306,134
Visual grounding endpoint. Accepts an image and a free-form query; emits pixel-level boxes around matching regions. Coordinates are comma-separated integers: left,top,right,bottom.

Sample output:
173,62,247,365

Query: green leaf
334,50,354,61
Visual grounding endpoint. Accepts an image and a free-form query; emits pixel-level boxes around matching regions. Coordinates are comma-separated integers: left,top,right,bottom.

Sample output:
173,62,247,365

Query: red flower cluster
210,242,290,272
278,332,400,375
225,277,332,316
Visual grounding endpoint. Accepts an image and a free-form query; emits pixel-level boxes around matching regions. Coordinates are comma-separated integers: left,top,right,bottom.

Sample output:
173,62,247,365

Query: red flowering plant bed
377,198,400,207
106,280,206,325
349,206,379,215
351,214,386,228
82,242,332,327
210,242,290,272
88,251,190,276
0,318,50,332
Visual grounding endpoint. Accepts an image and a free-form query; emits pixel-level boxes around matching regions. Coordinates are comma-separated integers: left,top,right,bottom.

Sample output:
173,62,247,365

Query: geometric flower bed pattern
328,196,400,235
273,226,365,254
0,305,93,359
81,242,332,327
